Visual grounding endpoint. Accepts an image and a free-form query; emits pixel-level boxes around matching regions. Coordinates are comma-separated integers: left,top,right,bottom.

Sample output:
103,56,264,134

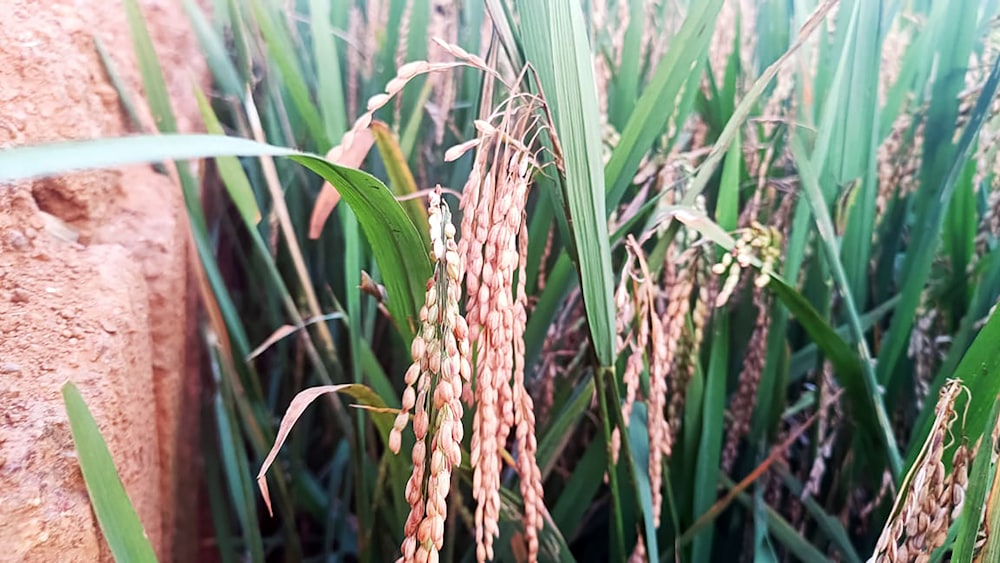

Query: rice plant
3,0,1000,562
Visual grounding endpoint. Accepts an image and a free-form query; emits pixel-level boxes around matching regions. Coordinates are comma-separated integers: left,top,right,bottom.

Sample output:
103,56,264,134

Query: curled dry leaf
247,324,298,361
257,385,352,516
256,384,392,516
247,313,347,361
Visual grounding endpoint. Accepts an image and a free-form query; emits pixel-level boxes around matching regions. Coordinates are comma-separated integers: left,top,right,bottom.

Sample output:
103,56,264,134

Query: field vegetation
5,0,1000,562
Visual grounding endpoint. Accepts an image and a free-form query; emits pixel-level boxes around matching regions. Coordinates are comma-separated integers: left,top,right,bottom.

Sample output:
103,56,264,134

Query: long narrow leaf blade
516,0,616,366
0,134,430,342
790,134,901,476
62,382,159,563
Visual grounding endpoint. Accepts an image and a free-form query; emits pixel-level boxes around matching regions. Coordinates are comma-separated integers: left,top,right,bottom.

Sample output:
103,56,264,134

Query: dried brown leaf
308,127,376,239
256,384,354,516
247,324,298,361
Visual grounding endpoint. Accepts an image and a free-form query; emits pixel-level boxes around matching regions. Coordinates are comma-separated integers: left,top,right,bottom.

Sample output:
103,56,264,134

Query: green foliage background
4,0,1000,561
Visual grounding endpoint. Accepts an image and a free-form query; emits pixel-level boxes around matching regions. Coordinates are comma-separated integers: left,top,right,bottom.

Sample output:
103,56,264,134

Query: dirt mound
0,1,208,561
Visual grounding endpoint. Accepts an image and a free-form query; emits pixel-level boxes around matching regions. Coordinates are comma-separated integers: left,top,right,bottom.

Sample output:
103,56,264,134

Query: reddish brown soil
0,1,208,561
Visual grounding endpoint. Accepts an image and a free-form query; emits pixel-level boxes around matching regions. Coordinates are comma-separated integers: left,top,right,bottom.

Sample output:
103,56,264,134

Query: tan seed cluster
390,188,472,563
736,0,759,86
610,238,652,467
667,251,704,444
711,221,782,307
458,100,546,562
907,305,941,411
802,362,841,500
721,287,772,472
975,186,1000,259
427,0,459,145
869,379,972,563
875,110,924,230
707,0,737,87
537,292,587,426
878,20,912,108
346,7,363,118
641,0,678,80
613,240,703,526
609,236,718,530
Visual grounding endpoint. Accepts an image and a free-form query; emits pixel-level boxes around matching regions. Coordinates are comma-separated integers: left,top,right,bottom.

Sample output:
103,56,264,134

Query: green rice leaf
122,0,175,133
183,0,243,100
62,382,159,563
0,133,431,343
248,0,328,146
194,88,261,225
827,0,882,306
309,0,347,143
607,0,645,130
515,0,617,366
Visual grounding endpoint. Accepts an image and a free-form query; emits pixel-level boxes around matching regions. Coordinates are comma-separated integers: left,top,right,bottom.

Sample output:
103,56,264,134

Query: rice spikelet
721,286,772,472
390,188,471,563
867,379,972,563
427,0,459,144
459,97,546,562
609,238,651,466
667,251,702,440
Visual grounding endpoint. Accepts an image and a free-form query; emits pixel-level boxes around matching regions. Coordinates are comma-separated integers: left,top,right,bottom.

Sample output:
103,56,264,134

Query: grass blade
551,437,606,534
93,36,153,137
122,0,175,133
247,0,328,146
62,382,159,563
790,133,901,476
607,0,644,130
183,0,243,100
194,88,261,225
0,133,431,342
516,0,617,366
829,0,883,306
310,0,347,142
